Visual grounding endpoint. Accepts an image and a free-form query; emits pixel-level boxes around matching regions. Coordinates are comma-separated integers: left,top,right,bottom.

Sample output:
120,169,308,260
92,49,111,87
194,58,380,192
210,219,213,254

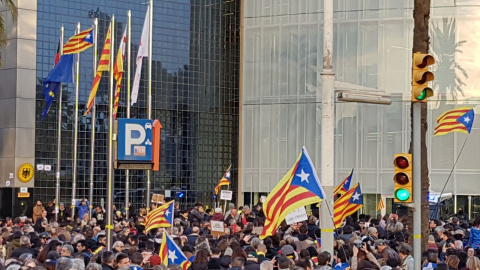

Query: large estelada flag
433,107,474,136
260,147,325,239
145,200,174,232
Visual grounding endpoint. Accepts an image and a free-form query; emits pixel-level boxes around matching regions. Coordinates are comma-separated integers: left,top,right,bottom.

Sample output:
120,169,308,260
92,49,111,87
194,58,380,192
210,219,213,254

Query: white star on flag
168,249,178,263
463,116,471,124
86,33,91,39
165,209,171,216
226,171,231,178
296,169,310,183
352,192,361,201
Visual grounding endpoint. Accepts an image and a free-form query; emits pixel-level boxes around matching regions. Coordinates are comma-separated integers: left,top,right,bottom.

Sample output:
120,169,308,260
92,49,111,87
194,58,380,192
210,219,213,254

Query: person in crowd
32,201,45,223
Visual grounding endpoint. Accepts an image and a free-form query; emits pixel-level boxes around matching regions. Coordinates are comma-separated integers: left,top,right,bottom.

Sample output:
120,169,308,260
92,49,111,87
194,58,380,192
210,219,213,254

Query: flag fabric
145,201,174,232
333,169,353,197
41,54,74,120
63,28,94,55
333,184,363,228
113,27,127,118
54,40,61,66
215,165,231,195
84,25,112,116
131,6,149,106
159,231,192,270
260,147,325,239
433,107,475,136
376,196,385,211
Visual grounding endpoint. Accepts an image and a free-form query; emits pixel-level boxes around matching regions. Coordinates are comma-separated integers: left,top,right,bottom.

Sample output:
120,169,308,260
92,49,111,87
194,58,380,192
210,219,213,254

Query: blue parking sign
117,119,153,162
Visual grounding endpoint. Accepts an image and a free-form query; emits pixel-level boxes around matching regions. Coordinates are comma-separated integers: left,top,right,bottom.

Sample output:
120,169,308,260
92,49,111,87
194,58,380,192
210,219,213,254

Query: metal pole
125,10,131,220
89,18,98,219
106,16,115,251
413,102,421,269
320,0,335,257
146,0,153,213
55,26,64,222
72,23,81,220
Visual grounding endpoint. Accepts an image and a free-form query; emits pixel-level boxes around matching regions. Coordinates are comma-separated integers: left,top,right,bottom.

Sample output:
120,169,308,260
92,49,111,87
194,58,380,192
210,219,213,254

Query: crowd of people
1,200,480,270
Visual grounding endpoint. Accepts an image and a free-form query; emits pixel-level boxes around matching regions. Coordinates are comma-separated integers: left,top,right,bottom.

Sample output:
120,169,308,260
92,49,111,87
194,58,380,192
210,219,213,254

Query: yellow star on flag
49,91,54,97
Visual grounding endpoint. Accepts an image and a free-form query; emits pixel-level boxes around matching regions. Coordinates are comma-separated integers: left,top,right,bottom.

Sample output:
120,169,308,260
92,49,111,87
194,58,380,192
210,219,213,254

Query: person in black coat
11,235,36,258
208,247,223,270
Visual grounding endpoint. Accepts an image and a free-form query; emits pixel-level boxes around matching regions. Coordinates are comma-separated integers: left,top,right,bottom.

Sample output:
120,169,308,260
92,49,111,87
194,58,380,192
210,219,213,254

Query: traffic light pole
319,0,334,258
412,102,422,269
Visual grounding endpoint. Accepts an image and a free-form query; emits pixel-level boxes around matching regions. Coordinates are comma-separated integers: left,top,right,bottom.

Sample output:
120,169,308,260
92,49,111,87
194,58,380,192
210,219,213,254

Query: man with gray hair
60,244,74,258
224,203,235,219
71,258,86,270
56,257,73,270
260,260,273,270
11,235,35,258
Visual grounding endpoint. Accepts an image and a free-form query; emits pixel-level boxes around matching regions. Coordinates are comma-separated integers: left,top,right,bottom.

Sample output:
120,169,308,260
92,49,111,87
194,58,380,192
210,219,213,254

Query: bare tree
0,0,17,67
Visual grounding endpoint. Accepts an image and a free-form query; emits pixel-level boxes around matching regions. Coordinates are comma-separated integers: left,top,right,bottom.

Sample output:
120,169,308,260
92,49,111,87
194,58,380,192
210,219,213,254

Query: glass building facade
241,0,480,217
33,0,240,211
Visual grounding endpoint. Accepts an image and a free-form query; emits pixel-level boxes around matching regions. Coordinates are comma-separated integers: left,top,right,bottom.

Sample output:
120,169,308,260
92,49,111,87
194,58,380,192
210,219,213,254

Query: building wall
241,0,480,203
30,0,239,209
0,0,37,189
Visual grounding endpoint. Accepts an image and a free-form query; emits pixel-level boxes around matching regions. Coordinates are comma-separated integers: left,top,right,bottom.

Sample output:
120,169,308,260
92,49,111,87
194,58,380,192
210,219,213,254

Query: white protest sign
220,190,233,200
211,220,225,232
285,207,308,225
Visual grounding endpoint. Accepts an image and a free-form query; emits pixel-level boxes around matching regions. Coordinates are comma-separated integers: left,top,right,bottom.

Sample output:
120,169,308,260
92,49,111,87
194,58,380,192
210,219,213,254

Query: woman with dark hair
190,249,210,270
36,240,62,263
231,246,247,260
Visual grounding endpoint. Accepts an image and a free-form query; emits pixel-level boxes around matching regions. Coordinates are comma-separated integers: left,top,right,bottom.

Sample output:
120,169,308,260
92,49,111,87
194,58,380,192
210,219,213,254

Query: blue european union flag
41,54,74,120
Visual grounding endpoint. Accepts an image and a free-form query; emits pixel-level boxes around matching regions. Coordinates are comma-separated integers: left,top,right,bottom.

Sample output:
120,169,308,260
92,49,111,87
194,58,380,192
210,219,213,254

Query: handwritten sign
285,207,308,225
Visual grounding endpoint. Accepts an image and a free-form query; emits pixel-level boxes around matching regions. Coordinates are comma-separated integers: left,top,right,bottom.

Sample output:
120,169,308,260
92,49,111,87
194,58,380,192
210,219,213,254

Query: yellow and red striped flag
63,28,94,55
215,165,231,195
84,24,111,116
259,147,325,239
145,200,175,232
333,183,363,228
376,196,385,211
333,169,353,197
113,27,127,118
433,107,474,136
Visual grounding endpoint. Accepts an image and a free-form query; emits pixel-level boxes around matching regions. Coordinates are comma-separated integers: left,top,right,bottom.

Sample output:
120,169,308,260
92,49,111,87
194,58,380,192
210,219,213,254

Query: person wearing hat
376,239,402,266
280,245,297,261
398,243,414,270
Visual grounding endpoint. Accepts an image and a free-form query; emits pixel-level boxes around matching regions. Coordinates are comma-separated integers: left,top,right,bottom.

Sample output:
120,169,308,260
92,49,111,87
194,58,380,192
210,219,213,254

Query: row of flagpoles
42,1,153,250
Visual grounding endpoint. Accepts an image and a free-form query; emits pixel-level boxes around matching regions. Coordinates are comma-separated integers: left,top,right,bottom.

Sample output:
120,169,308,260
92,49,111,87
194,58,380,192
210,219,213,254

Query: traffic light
393,153,412,203
412,52,435,102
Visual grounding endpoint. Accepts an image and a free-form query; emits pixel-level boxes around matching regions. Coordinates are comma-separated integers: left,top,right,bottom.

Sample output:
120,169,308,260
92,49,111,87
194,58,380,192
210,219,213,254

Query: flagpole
106,15,115,251
71,22,81,220
89,18,98,219
55,26,64,222
146,0,153,214
223,184,229,215
125,10,131,220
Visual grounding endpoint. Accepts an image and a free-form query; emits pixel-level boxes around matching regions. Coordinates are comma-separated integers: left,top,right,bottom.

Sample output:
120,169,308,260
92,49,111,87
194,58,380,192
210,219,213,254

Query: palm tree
0,0,17,67
430,18,468,105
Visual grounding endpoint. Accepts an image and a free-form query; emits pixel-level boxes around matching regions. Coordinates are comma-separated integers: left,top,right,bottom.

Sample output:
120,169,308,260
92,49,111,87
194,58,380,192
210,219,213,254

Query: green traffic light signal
416,89,427,100
395,188,411,202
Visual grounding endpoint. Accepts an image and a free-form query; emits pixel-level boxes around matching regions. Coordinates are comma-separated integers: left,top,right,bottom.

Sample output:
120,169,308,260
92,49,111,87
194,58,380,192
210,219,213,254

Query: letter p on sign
125,123,146,156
